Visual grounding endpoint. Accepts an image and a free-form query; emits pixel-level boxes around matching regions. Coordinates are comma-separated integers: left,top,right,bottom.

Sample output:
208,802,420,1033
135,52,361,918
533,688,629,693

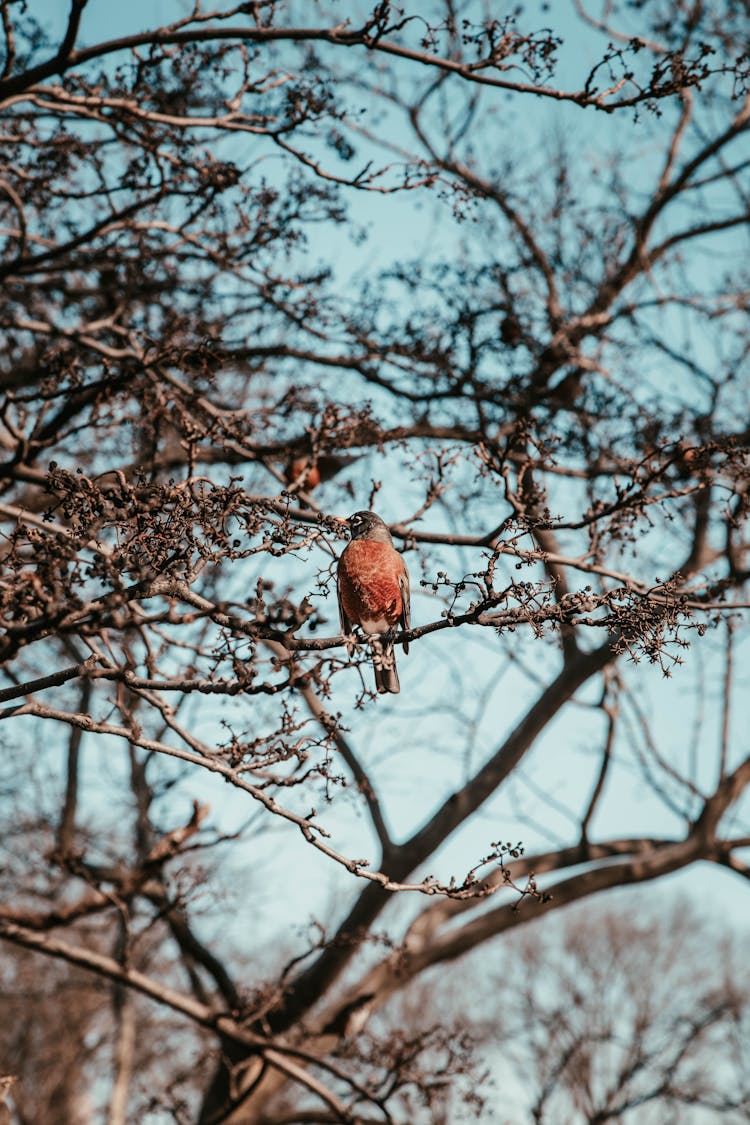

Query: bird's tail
370,635,400,694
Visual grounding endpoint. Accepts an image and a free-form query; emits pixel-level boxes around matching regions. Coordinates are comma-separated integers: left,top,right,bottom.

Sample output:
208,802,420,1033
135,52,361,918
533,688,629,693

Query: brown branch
144,887,241,1013
0,702,497,900
0,919,216,1025
271,640,395,859
406,114,563,327
108,924,136,1125
580,682,618,844
0,889,118,930
0,919,353,1118
272,634,618,1031
403,836,671,944
0,658,99,704
0,16,698,111
56,678,91,857
327,835,702,1020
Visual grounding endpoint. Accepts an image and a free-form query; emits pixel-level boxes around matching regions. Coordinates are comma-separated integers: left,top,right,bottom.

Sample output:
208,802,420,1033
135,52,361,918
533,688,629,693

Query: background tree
0,1,749,1121
489,898,750,1124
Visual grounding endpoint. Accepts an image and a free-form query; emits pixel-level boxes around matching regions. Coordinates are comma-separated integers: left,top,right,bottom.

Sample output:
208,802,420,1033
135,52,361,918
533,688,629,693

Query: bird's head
345,510,393,543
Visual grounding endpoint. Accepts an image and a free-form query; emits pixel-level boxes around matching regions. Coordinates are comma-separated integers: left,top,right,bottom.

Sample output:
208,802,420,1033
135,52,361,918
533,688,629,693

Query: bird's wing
398,561,410,654
337,573,351,635
336,562,356,656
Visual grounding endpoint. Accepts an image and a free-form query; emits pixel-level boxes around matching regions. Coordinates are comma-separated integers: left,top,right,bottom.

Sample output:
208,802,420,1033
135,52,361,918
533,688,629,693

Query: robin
283,453,358,492
337,510,410,694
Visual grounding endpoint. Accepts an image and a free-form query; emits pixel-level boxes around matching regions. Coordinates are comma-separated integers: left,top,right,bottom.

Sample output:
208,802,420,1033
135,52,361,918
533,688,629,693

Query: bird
283,452,358,492
336,510,410,694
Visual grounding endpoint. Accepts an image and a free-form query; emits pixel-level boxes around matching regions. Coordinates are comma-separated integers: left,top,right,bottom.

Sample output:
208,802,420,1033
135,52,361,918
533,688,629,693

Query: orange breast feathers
337,540,407,633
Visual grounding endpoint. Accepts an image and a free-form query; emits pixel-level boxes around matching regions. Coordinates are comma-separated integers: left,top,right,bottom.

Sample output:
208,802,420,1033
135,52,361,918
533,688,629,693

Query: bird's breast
338,541,404,631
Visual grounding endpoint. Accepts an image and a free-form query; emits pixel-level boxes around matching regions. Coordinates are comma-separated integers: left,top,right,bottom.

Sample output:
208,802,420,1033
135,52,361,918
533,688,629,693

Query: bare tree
489,898,750,1124
0,1,749,1121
